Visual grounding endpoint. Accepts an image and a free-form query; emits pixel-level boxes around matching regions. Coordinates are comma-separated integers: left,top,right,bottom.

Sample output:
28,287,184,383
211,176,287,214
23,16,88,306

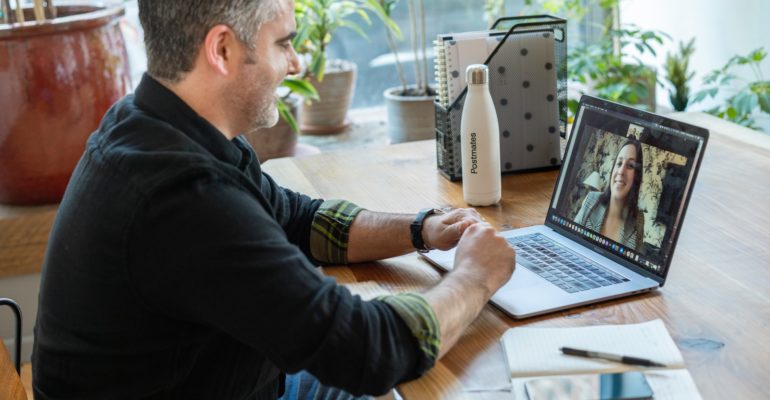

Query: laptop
423,95,709,318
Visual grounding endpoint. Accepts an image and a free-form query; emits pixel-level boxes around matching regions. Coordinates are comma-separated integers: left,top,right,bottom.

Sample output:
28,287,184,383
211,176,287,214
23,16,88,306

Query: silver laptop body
423,95,709,319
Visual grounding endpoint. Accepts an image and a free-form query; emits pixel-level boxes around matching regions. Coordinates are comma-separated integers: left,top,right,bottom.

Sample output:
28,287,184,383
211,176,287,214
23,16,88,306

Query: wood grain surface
0,341,27,400
0,205,56,278
263,136,770,400
2,122,767,399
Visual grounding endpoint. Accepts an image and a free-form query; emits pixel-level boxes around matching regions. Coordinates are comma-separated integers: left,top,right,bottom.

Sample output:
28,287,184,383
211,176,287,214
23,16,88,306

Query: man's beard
226,74,280,135
250,93,279,130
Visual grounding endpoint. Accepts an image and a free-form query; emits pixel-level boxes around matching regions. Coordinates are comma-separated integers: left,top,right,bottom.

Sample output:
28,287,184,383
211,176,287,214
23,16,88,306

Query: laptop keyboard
507,233,629,293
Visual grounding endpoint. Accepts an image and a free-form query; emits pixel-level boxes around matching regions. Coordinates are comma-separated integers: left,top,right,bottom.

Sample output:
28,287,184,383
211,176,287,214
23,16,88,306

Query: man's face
227,0,300,134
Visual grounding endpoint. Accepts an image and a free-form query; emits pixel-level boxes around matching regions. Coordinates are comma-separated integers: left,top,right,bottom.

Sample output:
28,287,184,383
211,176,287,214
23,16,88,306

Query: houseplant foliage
525,0,668,115
277,77,318,134
293,0,395,133
692,47,770,131
664,38,696,112
379,0,432,97
483,0,505,32
294,0,396,81
569,25,668,114
379,0,437,143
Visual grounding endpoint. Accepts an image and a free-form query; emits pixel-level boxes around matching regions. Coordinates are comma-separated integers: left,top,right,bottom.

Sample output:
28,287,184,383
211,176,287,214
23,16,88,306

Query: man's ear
201,25,239,76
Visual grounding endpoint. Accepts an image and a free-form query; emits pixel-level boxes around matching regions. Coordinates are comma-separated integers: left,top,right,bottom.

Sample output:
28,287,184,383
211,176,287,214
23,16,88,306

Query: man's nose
287,47,300,76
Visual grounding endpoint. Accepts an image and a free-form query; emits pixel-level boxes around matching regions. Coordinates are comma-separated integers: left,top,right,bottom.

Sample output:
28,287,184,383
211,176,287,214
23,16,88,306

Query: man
32,0,516,399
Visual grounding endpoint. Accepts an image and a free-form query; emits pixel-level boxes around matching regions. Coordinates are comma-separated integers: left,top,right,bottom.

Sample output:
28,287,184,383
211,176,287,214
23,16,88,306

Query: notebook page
502,319,685,378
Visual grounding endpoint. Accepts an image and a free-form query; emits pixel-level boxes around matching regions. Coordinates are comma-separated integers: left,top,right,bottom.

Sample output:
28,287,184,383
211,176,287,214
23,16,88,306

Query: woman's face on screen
610,144,637,202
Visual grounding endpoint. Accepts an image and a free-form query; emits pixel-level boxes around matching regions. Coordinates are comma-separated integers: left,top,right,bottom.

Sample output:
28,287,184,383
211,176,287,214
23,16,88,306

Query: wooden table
0,342,26,400
263,129,770,399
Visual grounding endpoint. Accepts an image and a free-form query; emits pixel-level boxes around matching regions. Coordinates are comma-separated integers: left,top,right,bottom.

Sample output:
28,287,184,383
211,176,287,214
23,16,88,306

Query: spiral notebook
433,28,562,176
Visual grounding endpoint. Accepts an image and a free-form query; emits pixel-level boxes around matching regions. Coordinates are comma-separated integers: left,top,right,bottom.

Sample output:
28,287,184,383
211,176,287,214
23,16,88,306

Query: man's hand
422,222,516,359
452,222,516,296
422,208,484,251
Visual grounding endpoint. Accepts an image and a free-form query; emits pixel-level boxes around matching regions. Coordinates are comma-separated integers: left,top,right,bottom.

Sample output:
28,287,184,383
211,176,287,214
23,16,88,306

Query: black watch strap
411,208,442,253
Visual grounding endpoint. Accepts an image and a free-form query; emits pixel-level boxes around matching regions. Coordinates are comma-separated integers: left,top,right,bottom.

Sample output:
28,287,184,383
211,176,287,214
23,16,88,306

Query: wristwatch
410,208,444,253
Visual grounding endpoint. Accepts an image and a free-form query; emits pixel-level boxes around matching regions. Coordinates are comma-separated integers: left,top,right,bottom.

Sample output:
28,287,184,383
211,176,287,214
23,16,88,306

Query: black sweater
32,75,426,399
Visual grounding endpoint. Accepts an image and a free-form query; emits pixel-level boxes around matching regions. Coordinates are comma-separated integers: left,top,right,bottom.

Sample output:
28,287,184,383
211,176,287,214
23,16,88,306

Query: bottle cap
466,64,489,85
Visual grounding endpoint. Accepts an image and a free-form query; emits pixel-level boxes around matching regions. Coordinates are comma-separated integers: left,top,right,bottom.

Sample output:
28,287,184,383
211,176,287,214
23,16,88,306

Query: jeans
280,371,376,400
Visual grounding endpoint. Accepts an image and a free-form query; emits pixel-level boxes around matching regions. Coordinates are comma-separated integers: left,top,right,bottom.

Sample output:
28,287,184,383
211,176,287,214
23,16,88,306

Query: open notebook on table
501,319,701,399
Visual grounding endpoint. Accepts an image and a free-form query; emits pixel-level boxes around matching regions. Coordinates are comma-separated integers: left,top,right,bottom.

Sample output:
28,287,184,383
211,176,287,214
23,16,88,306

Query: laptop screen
546,96,708,282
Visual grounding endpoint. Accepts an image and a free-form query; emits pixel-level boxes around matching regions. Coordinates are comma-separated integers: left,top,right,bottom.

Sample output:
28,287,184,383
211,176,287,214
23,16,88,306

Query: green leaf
734,55,751,65
310,51,326,81
732,91,758,115
751,47,767,62
726,107,738,120
758,92,770,113
691,87,718,104
281,78,319,100
339,20,369,40
277,99,300,133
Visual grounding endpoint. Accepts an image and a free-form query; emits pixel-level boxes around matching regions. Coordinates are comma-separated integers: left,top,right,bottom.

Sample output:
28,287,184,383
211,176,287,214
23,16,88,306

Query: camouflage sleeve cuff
310,200,364,264
379,292,441,367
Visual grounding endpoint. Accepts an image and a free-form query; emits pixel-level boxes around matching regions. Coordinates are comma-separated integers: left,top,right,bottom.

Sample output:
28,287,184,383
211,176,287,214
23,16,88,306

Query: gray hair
138,0,280,83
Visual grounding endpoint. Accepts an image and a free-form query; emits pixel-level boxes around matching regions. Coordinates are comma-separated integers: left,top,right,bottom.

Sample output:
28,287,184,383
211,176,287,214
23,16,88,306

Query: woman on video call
575,138,645,249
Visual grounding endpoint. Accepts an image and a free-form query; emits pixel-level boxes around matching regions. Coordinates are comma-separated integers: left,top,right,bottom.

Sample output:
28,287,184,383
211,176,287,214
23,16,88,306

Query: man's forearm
347,210,415,263
421,269,491,359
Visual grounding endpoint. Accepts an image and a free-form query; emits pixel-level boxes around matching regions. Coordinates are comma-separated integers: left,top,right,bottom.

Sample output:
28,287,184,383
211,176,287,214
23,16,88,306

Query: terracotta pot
384,85,436,144
0,4,131,205
301,59,356,135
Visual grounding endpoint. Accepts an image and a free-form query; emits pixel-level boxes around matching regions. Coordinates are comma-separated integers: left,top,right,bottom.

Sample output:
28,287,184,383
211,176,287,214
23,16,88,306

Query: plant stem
407,0,422,91
384,26,408,93
419,0,428,95
14,0,24,23
749,63,762,82
46,0,56,19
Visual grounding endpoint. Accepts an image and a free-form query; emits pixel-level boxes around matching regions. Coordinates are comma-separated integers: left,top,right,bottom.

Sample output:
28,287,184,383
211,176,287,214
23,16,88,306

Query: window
327,0,525,109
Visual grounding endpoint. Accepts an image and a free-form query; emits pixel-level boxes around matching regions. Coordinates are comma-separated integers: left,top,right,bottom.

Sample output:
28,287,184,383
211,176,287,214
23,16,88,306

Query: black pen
560,347,667,368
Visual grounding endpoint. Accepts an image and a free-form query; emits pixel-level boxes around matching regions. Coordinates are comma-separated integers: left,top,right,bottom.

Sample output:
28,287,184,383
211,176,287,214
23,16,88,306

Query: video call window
553,106,702,272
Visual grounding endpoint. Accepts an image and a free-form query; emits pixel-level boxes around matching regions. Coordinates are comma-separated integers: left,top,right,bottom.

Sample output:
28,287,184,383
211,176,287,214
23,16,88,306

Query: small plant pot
0,4,131,204
384,85,436,144
301,59,356,135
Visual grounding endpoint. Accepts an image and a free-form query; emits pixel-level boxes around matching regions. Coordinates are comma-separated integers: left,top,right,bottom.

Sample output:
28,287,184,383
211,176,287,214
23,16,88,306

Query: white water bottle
460,64,501,206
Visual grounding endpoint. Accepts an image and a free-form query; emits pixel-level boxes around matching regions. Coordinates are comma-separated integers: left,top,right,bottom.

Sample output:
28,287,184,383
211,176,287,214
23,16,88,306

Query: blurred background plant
277,77,319,133
664,38,696,111
522,0,667,116
484,0,506,28
378,0,434,97
568,24,668,114
294,0,396,81
692,47,770,130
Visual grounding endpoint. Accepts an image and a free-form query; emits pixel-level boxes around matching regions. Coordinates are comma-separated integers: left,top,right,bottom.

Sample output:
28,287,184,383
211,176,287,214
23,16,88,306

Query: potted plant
664,38,696,112
379,0,437,144
0,1,131,204
294,0,394,134
692,47,770,131
568,25,668,114
242,77,319,161
527,0,667,116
